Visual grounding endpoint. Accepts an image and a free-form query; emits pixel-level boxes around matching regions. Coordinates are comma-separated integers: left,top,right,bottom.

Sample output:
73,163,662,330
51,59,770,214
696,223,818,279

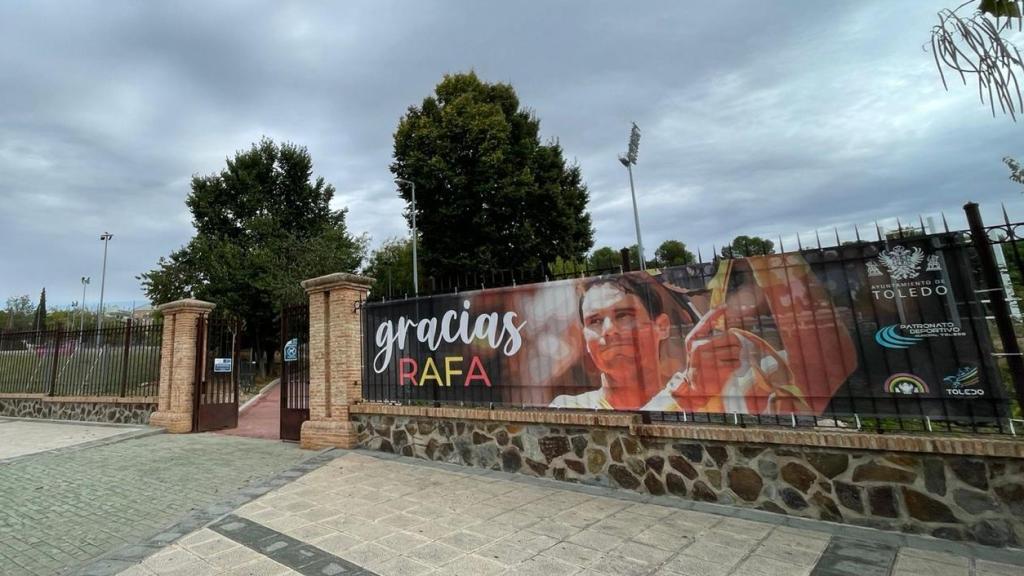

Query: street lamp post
395,179,418,296
97,233,112,340
618,122,646,271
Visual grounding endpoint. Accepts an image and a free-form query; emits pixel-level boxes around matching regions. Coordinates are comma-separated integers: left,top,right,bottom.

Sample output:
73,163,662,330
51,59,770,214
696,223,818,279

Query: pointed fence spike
777,235,785,253
854,223,861,242
896,217,904,239
1003,202,1012,225
815,230,822,250
834,227,841,246
942,212,950,234
875,221,883,241
796,233,803,251
697,246,703,264
919,214,927,235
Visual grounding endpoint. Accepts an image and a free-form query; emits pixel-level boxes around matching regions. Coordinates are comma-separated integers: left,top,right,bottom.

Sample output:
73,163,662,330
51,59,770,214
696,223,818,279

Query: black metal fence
360,203,1024,436
0,320,163,397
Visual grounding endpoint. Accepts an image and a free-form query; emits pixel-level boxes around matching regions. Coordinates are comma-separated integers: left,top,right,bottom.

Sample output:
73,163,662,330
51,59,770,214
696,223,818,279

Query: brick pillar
299,272,372,450
149,299,216,433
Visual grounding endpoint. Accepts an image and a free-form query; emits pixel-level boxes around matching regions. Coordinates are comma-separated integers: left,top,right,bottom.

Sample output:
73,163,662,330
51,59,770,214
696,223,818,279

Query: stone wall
0,397,156,425
354,414,1024,548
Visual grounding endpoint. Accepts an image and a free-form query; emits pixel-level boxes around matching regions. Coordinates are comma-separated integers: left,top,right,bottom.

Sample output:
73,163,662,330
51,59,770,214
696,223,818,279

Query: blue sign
284,338,299,362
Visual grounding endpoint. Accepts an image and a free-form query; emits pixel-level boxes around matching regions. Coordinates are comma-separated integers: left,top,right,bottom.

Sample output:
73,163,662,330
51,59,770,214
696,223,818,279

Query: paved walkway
113,451,1024,576
0,426,314,575
0,418,140,460
218,385,280,440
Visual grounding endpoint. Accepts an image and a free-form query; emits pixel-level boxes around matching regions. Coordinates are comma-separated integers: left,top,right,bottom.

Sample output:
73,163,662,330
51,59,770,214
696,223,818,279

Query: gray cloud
1,0,1022,308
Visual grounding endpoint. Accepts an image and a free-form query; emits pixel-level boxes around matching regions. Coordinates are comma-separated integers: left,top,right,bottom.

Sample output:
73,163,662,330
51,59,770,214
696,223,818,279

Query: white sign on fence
213,358,233,373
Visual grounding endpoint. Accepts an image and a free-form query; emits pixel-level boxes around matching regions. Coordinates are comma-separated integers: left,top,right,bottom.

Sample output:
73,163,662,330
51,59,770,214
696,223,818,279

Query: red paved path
217,384,280,440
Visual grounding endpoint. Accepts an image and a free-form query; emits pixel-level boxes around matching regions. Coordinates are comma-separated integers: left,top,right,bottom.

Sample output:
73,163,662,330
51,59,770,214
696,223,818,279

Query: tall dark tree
33,288,46,331
391,72,594,283
721,235,776,259
140,138,366,349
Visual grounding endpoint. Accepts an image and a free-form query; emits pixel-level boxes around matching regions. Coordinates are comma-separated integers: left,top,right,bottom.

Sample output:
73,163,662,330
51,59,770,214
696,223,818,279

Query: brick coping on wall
0,393,158,404
350,403,1024,459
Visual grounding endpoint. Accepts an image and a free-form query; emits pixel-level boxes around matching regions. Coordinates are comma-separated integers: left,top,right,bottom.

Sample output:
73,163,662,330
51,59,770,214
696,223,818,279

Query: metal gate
193,315,239,432
279,305,310,441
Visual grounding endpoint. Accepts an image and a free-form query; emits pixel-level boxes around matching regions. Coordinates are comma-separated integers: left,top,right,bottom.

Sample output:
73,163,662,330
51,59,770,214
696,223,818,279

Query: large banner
363,234,1004,416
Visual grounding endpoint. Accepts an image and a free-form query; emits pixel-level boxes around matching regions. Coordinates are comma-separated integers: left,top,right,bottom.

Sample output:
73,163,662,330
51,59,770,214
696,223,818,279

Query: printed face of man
581,282,668,387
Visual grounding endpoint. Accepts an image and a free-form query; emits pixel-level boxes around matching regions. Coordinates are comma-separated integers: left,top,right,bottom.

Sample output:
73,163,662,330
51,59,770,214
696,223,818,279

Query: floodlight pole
396,179,418,296
626,162,645,271
97,233,112,344
620,122,645,271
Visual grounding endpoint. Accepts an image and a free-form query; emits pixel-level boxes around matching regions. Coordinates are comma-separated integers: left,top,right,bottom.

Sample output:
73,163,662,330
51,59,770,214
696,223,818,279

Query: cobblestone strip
210,514,375,575
68,448,342,576
0,433,318,576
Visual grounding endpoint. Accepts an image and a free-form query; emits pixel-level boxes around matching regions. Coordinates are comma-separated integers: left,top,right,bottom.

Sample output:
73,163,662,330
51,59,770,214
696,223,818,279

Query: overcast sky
2,1,1023,309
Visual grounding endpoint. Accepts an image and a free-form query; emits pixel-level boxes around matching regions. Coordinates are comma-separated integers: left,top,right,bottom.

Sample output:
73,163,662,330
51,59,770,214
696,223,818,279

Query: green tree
391,72,594,281
547,256,587,278
140,138,366,349
1005,156,1024,189
363,237,415,299
588,246,621,270
33,288,46,331
2,295,34,331
721,236,776,259
654,240,695,267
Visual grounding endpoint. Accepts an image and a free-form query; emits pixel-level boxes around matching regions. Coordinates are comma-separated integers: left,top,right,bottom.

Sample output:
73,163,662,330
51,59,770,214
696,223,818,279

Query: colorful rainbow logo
885,373,929,395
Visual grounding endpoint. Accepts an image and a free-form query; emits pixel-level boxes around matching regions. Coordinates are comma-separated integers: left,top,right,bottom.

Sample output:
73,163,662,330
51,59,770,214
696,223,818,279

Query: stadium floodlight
619,123,645,270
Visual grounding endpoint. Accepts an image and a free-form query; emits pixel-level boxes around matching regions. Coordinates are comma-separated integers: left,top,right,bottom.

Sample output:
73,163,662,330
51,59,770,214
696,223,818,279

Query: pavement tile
734,554,813,576
375,555,433,576
660,554,737,576
475,540,538,565
312,533,364,556
503,554,582,576
567,529,626,551
752,542,823,567
435,530,492,552
588,553,651,576
631,526,696,551
217,557,293,576
429,553,506,576
892,554,970,576
975,559,1021,576
613,541,673,565
540,541,604,566
403,542,464,567
377,531,433,552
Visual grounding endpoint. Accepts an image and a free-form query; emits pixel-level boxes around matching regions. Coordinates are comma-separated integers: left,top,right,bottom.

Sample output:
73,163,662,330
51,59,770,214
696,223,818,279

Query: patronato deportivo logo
874,323,964,349
943,366,984,397
885,373,929,395
875,325,923,349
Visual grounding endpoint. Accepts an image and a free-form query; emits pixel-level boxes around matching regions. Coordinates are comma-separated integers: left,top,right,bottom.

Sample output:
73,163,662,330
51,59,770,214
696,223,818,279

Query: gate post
149,298,216,433
299,272,372,449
